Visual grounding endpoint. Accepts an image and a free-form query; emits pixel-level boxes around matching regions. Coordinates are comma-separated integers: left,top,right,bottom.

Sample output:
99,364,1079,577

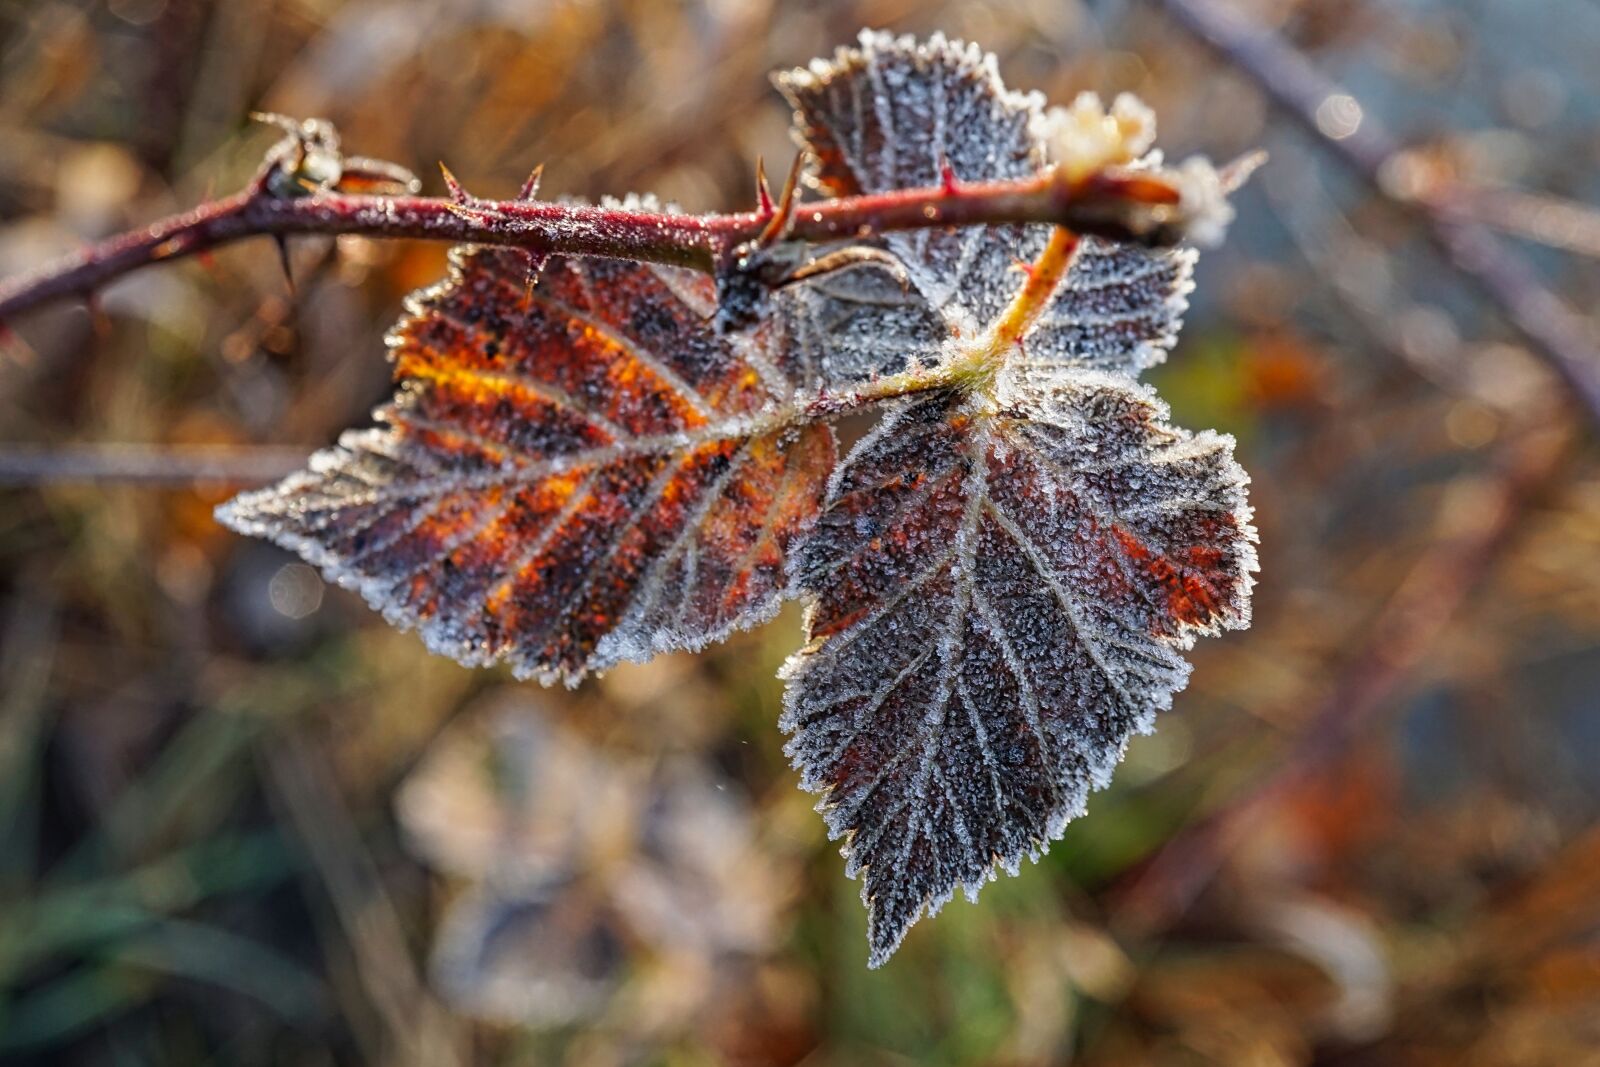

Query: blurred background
2,0,1599,1063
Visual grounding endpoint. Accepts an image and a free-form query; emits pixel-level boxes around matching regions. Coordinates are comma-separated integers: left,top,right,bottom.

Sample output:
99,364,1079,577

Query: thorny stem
0,213,1094,487
0,140,1188,325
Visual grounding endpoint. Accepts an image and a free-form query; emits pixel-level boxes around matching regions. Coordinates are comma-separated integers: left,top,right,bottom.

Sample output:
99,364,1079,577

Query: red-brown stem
0,169,1181,325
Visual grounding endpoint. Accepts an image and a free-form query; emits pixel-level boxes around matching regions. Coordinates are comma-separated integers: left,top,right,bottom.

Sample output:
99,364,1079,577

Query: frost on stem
218,31,1258,967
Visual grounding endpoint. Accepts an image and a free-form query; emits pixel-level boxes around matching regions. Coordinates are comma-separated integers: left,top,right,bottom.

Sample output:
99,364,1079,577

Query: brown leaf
782,366,1255,964
219,247,833,684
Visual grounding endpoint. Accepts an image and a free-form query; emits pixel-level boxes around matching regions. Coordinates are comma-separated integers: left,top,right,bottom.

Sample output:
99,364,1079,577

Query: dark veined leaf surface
763,258,949,386
218,246,834,684
776,30,1196,378
782,367,1255,965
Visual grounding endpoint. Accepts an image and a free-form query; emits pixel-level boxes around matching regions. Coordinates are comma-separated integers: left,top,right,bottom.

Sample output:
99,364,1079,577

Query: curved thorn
248,111,299,135
273,235,295,295
756,156,774,216
1218,150,1269,194
757,150,805,247
441,201,491,224
518,163,544,201
438,162,470,204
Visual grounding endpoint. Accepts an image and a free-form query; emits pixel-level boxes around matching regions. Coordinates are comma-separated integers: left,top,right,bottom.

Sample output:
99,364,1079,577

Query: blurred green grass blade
0,964,153,1053
0,918,325,1054
0,579,60,889
70,706,264,871
0,831,295,981
112,918,327,1023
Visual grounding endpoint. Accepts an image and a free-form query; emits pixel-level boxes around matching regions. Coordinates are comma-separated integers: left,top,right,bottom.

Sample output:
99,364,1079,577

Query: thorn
517,251,544,300
755,156,774,216
779,246,908,288
939,153,959,195
339,157,422,196
1218,149,1269,194
518,163,544,201
85,292,111,339
273,235,296,295
249,111,300,135
1010,256,1036,278
438,162,470,204
441,201,492,225
757,151,804,247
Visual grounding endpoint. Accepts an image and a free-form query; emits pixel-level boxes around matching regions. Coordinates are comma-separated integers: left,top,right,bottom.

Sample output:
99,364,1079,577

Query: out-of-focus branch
0,444,311,487
1448,187,1600,261
0,116,1203,325
1156,0,1600,428
1112,419,1575,936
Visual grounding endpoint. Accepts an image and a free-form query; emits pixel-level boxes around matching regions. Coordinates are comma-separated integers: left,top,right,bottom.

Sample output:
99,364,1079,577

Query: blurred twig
1451,186,1600,261
1113,418,1576,935
1156,0,1600,428
0,444,311,487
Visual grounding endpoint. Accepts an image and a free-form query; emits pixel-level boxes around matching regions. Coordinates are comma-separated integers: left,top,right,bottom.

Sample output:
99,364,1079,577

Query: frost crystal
1168,156,1237,249
1032,91,1158,180
217,247,834,685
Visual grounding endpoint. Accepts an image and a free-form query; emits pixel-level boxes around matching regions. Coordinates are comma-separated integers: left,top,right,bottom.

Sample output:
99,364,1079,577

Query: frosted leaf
610,762,785,954
217,247,834,685
762,258,949,388
777,30,1044,333
405,695,787,1023
781,365,1256,965
396,692,636,886
1025,239,1196,377
777,30,1195,377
